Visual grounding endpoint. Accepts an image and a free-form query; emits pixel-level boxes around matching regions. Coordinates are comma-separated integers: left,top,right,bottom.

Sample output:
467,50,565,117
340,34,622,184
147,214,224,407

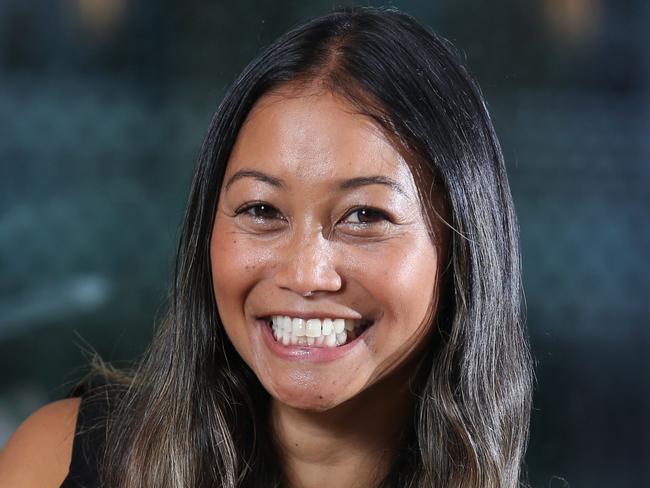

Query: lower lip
257,319,370,363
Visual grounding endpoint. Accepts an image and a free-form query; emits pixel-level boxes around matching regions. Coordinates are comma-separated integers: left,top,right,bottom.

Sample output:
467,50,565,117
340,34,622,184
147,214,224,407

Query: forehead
225,88,418,192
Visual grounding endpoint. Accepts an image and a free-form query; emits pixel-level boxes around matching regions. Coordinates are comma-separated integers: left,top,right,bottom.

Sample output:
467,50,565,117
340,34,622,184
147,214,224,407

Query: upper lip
258,310,367,321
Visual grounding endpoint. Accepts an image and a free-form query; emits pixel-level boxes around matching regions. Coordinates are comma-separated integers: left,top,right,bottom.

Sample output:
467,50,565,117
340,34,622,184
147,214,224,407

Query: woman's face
211,87,442,411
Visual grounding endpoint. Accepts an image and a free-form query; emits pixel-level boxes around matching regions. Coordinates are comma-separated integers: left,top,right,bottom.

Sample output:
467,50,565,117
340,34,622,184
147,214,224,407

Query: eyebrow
224,170,284,191
224,169,408,197
339,175,407,197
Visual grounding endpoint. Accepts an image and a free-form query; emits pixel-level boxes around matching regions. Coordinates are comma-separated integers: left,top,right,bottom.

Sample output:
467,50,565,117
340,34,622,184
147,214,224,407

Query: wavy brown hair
97,7,534,487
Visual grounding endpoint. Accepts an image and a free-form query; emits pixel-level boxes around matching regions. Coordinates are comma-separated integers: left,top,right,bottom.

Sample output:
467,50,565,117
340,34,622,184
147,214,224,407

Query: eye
234,202,284,222
341,207,390,225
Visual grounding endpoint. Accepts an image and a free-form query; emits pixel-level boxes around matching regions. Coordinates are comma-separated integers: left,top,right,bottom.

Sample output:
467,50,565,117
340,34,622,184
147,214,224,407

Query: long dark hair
101,7,533,487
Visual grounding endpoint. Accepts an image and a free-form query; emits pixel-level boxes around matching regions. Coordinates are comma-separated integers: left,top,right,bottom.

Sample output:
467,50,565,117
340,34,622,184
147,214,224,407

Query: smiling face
210,86,443,411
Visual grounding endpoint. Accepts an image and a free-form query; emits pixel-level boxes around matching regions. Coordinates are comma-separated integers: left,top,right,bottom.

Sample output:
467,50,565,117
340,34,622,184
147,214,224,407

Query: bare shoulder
0,397,81,488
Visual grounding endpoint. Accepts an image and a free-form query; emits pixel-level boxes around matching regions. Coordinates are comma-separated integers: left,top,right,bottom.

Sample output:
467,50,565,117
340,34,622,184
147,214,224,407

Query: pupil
358,209,376,222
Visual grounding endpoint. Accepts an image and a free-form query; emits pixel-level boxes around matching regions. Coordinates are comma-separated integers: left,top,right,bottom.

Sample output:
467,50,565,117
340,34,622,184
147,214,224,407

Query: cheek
210,218,279,346
210,219,260,327
211,230,240,309
361,238,439,343
210,224,267,368
397,245,438,311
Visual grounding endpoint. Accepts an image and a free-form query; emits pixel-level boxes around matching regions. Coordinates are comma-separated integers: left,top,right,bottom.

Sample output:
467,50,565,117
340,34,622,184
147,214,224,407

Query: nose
274,227,342,297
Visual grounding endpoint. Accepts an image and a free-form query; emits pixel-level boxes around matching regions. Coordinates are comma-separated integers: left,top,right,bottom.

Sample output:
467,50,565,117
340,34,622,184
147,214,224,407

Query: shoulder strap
60,380,111,487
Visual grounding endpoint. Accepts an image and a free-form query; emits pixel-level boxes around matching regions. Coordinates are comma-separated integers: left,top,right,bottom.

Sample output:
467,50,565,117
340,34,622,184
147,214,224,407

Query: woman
0,6,534,488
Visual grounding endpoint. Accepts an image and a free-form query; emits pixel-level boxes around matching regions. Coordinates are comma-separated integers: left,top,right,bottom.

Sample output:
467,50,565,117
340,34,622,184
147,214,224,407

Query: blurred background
1,0,648,486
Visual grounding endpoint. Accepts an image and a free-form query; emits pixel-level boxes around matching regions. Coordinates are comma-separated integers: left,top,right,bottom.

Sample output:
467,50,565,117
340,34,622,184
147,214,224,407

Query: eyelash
342,206,391,225
233,201,391,227
234,202,281,221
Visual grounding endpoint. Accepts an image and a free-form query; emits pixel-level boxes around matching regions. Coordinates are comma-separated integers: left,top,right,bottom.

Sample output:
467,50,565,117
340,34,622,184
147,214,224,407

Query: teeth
336,331,347,345
322,318,333,335
269,315,368,348
292,318,306,337
305,319,321,337
324,332,337,347
281,316,292,332
333,319,345,334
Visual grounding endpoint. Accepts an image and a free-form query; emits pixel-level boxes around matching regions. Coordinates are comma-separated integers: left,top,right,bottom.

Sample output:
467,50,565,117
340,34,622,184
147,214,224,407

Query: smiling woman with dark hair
0,6,533,488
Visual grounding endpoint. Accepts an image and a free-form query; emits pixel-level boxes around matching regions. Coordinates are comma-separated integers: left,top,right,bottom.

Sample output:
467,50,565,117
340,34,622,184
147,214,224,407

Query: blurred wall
1,1,648,486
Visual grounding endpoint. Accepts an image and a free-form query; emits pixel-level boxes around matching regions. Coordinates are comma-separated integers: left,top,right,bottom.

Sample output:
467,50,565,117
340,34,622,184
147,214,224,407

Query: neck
270,367,417,488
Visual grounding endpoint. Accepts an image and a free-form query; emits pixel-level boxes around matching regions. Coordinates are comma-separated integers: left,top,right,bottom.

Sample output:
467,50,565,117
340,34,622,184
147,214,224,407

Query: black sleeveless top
60,380,111,487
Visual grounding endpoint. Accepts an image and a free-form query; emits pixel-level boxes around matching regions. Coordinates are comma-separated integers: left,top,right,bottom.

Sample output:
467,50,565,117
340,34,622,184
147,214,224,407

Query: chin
268,381,348,412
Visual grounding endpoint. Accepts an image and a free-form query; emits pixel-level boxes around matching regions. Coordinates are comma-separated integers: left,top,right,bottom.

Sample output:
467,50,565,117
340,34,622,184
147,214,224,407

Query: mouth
260,315,374,348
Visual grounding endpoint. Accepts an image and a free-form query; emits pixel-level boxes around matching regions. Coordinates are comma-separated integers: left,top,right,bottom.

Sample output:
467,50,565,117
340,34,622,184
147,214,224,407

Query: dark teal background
1,1,648,486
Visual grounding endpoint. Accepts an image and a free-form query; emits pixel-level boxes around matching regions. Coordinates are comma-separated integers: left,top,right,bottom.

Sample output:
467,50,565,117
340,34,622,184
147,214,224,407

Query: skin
211,85,444,487
0,398,80,487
